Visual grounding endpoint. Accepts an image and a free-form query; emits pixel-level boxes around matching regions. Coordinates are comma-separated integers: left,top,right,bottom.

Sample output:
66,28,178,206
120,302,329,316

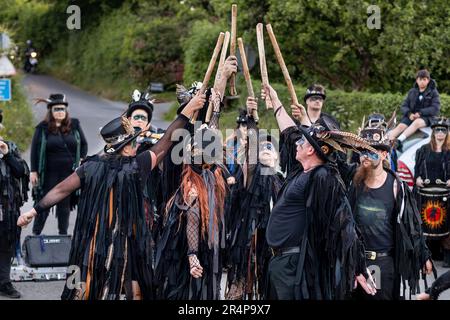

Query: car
395,127,432,188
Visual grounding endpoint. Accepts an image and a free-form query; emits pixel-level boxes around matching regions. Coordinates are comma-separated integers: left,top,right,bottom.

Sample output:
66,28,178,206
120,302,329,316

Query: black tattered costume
265,123,367,300
155,87,231,300
0,141,29,287
32,113,190,300
225,111,284,300
337,115,432,300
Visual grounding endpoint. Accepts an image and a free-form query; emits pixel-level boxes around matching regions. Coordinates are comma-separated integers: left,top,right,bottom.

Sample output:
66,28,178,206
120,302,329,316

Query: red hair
179,165,227,241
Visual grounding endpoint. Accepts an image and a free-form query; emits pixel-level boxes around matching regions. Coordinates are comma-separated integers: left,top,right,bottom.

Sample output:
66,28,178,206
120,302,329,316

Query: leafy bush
181,19,226,85
0,76,34,152
167,78,450,135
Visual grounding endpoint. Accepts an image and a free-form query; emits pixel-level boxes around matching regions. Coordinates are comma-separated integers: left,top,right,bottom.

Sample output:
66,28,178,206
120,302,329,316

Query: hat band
104,133,132,145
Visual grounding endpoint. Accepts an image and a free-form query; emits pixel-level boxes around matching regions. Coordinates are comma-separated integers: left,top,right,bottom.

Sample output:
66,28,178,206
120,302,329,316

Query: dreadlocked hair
177,165,226,239
179,165,227,241
214,166,226,222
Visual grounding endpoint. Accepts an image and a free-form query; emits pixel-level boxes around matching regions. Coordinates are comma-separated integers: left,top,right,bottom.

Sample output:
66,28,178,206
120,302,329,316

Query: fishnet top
186,200,200,256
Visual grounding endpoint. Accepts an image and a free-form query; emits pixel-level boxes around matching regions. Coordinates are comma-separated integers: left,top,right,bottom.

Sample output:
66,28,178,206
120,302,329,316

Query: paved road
1,74,449,300
1,74,171,300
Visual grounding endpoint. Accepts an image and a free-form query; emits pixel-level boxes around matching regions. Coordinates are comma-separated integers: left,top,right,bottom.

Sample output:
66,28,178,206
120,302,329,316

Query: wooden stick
266,24,299,106
229,4,238,96
256,23,273,109
206,31,231,123
214,31,231,86
190,32,225,124
238,37,259,122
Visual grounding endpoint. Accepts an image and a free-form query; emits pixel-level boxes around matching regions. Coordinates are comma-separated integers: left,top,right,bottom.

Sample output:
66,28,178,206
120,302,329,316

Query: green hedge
166,78,450,134
0,76,34,152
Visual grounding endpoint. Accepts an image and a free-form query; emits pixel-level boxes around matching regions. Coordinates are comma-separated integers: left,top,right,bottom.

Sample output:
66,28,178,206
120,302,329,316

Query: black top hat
430,116,449,129
304,85,326,102
359,128,391,151
126,90,154,122
47,94,68,109
357,112,395,152
100,116,142,154
365,113,386,129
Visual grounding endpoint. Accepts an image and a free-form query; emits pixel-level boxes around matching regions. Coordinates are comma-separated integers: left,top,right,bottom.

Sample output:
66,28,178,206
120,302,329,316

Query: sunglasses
133,114,148,121
360,150,380,161
295,136,307,147
434,127,448,134
52,107,66,112
309,96,323,102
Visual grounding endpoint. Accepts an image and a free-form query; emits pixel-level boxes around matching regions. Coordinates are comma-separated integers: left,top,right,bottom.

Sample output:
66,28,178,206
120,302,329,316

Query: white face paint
129,109,149,130
259,141,278,168
51,104,67,121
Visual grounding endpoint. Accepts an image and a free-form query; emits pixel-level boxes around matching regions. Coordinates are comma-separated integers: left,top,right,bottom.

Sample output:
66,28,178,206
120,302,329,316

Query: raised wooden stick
214,31,231,86
229,4,238,96
266,24,299,105
190,32,225,124
238,37,259,122
206,31,231,123
256,23,273,109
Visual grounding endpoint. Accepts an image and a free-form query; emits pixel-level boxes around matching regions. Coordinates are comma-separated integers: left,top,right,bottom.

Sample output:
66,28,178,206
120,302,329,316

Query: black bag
22,235,72,267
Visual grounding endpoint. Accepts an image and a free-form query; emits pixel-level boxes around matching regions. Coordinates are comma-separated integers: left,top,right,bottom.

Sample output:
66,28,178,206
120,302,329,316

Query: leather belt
271,247,301,257
365,250,392,261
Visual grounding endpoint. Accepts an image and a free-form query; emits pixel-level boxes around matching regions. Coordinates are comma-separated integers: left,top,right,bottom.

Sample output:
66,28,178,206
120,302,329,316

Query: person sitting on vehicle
388,69,441,151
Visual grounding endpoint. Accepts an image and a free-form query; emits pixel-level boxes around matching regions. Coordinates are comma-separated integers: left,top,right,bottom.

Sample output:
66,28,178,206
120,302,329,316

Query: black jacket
414,144,450,181
30,118,88,173
0,141,30,248
400,79,440,118
344,166,432,298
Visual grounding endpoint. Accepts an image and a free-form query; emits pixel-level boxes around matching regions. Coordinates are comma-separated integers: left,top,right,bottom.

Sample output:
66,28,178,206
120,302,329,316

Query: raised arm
18,172,81,227
149,93,205,169
261,84,296,133
215,56,238,98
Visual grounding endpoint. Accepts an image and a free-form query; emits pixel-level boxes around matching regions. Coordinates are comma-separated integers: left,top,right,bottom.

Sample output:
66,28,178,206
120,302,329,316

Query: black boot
0,282,21,299
443,250,450,268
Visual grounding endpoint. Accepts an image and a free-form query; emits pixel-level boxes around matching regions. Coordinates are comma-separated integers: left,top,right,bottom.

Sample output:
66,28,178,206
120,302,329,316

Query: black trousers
32,196,71,235
354,256,396,300
0,235,13,286
266,253,299,300
33,167,72,235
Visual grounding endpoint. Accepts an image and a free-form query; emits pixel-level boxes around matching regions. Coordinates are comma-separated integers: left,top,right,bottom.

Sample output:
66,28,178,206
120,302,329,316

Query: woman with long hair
155,89,230,300
30,93,88,235
414,116,450,267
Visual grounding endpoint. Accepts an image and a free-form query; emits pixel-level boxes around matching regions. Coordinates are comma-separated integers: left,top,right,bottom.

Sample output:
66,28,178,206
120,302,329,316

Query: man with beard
342,114,433,300
261,84,375,300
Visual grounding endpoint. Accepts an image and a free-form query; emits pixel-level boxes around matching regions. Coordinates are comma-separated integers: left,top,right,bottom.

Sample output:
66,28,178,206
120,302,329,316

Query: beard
353,160,381,189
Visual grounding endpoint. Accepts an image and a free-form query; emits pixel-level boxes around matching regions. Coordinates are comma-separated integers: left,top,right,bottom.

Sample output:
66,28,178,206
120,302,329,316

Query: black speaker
22,235,72,267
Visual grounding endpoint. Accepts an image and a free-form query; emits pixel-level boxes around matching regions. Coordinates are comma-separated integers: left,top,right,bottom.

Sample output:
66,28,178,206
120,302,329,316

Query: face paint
360,150,380,161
